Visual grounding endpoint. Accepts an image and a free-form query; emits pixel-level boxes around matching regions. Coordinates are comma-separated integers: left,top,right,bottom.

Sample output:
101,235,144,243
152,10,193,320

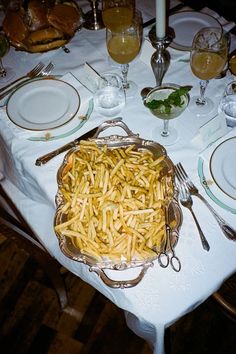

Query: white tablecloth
0,1,236,354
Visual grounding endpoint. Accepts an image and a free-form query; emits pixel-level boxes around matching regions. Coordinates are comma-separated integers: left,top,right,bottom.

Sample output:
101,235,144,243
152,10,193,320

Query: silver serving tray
54,120,182,288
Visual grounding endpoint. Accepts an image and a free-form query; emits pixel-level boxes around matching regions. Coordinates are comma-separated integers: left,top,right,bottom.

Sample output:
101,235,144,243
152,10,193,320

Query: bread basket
3,0,83,53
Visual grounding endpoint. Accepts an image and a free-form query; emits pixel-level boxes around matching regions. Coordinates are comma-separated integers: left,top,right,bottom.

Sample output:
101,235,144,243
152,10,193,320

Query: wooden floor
0,223,235,354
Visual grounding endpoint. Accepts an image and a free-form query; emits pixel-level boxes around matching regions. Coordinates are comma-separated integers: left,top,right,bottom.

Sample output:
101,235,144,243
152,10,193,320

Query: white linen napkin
140,6,236,69
191,113,231,152
0,72,93,140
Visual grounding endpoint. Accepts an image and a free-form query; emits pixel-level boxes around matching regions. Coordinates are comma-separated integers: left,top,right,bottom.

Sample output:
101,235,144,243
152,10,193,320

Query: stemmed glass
144,84,190,146
106,11,142,97
102,0,134,31
189,27,228,115
0,32,15,83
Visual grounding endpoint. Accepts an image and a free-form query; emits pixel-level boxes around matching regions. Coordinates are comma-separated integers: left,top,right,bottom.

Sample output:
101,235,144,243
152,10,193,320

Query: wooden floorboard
0,223,235,354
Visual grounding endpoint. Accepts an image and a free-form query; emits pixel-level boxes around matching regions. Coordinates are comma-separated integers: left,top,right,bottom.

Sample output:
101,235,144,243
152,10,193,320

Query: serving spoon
140,86,153,100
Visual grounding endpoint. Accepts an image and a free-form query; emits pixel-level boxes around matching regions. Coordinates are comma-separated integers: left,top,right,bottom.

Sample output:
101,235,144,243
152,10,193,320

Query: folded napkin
198,128,236,213
0,72,93,141
191,113,231,152
140,6,236,68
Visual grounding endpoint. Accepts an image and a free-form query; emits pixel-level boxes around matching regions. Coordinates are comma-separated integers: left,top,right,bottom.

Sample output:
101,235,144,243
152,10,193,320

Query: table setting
0,1,236,354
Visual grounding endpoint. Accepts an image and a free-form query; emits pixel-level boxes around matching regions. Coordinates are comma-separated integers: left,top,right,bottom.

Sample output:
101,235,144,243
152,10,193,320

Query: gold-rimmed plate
209,137,236,200
169,11,221,51
6,78,80,131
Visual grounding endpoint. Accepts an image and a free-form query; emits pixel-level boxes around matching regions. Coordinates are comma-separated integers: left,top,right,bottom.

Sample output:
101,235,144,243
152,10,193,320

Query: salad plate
6,78,80,131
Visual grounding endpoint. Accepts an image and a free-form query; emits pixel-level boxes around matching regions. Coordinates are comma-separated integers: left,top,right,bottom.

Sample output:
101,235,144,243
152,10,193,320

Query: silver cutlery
0,62,54,100
35,117,123,166
175,163,236,241
178,182,210,251
158,203,181,272
0,62,44,93
85,62,107,82
35,125,98,166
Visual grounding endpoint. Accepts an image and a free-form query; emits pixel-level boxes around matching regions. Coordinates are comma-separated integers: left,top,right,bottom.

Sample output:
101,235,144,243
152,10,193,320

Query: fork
0,62,44,93
38,62,54,77
178,182,210,251
175,163,236,241
0,62,54,100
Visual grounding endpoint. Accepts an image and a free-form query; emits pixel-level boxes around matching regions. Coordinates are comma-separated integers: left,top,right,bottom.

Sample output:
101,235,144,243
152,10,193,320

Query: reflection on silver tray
54,120,182,288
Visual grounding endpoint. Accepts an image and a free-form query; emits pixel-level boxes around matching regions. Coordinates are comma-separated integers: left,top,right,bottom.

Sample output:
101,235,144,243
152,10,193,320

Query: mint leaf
145,86,192,114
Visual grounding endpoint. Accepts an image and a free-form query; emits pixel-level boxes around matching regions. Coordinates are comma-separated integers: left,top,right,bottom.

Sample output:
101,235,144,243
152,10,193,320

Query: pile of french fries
55,140,173,262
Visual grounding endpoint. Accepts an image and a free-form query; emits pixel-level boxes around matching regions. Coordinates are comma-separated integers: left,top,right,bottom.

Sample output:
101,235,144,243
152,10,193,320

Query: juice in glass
107,35,140,64
191,52,226,80
102,6,133,31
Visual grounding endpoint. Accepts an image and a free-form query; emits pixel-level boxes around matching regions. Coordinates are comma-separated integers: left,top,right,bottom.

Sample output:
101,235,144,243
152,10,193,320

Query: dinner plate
209,137,236,199
169,11,221,51
198,157,236,214
6,78,80,131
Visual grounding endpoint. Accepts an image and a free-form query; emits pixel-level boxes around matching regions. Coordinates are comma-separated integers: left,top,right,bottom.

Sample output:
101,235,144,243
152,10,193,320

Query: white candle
156,0,166,39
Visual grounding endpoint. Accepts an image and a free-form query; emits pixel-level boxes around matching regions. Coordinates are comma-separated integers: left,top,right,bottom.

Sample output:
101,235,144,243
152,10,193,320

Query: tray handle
90,262,153,288
93,117,139,138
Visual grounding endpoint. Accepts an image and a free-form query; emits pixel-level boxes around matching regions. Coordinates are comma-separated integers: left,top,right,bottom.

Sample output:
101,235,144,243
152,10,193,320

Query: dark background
184,0,236,23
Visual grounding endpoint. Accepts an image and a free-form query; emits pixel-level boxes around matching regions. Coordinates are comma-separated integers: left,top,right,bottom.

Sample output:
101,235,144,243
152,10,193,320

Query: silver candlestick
83,0,104,30
148,25,174,86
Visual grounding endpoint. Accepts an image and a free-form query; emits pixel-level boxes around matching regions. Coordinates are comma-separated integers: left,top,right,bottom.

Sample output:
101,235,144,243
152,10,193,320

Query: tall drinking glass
0,32,15,82
189,27,228,115
102,0,134,31
106,11,142,97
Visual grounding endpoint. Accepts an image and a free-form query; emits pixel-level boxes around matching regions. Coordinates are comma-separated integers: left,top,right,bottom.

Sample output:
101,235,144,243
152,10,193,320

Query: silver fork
175,163,236,241
0,62,44,93
178,182,210,251
0,62,54,100
38,62,54,77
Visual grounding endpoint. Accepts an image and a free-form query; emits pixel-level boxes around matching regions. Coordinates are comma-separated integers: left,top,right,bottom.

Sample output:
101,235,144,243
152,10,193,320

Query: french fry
55,140,173,262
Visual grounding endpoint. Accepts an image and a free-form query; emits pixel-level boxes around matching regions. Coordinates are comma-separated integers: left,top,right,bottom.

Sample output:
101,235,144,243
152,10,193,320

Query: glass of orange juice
102,0,134,31
189,27,228,115
106,10,142,98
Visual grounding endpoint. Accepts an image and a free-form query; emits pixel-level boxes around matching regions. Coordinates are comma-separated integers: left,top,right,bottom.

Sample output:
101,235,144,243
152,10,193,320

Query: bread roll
3,0,81,52
27,0,49,31
26,27,67,52
48,3,81,37
3,10,29,48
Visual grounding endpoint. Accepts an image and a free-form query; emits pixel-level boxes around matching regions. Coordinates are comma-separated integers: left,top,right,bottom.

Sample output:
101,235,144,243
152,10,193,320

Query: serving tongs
158,180,181,272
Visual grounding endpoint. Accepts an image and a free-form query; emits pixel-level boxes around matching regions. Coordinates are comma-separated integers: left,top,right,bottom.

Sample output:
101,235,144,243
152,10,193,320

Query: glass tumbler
219,81,236,127
93,72,126,117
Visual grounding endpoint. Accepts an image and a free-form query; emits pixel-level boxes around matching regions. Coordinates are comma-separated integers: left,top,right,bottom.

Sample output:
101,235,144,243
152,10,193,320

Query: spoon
140,86,152,100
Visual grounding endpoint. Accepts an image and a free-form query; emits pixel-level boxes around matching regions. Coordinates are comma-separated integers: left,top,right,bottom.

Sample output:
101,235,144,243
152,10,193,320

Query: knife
35,126,99,166
35,117,122,166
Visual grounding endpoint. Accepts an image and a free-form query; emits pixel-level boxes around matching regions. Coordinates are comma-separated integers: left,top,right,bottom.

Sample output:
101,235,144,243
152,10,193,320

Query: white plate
169,11,221,51
198,157,236,213
209,137,236,200
7,78,80,131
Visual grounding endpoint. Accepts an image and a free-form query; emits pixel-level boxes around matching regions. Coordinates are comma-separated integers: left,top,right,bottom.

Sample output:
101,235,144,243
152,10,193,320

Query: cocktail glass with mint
144,84,190,145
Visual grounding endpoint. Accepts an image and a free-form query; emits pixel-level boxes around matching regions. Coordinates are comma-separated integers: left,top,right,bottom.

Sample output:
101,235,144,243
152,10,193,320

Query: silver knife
35,117,122,166
35,126,99,166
